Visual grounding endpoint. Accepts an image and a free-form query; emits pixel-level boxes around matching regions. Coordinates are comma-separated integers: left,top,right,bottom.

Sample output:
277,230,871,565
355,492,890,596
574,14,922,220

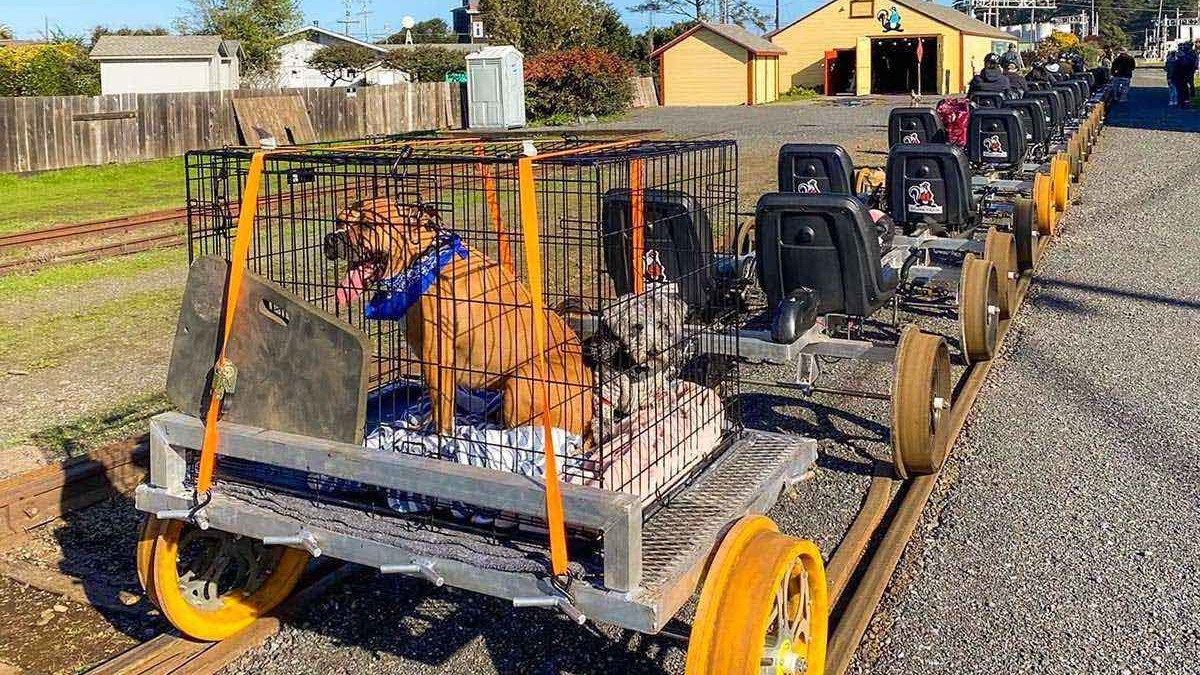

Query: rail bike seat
1003,98,1049,150
970,92,1006,109
755,193,898,342
1070,77,1092,101
1026,80,1049,92
600,187,715,311
1051,84,1080,118
1076,72,1095,89
885,143,977,236
968,108,1028,170
1026,90,1065,134
888,107,946,146
777,143,855,194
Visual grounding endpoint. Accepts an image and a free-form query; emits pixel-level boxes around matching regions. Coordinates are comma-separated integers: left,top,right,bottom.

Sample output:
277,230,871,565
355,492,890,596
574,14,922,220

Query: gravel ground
856,73,1200,674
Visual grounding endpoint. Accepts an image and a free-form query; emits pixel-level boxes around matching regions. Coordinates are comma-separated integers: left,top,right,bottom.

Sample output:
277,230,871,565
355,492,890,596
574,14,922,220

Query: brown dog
327,197,594,439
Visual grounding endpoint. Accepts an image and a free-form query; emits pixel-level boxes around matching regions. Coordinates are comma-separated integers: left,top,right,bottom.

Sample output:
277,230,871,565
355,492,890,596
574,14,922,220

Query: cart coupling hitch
381,561,444,587
513,594,587,625
156,508,210,530
262,530,322,557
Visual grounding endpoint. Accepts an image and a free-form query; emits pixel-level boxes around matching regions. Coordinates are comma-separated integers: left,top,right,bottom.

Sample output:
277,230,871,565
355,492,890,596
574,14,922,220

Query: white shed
275,25,410,88
90,35,243,95
466,46,525,129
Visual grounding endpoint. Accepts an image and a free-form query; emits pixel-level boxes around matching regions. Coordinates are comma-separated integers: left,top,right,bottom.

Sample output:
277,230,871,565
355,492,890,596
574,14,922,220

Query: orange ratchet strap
195,151,271,495
629,158,646,294
476,143,514,274
515,139,641,578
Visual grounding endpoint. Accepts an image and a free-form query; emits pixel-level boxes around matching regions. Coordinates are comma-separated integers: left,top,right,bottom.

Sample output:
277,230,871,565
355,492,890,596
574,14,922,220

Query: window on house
849,0,873,18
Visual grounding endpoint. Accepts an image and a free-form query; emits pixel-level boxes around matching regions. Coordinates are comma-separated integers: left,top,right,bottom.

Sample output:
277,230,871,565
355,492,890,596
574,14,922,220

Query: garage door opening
825,48,857,95
870,37,938,95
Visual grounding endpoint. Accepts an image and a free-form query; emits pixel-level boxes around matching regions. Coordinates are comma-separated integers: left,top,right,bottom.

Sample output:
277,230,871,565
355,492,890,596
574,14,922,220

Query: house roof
768,0,1015,40
89,35,244,59
277,24,390,53
650,22,786,58
379,42,488,54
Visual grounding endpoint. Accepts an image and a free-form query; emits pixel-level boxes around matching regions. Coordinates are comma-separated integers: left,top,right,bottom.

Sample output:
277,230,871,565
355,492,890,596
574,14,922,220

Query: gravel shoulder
855,73,1200,674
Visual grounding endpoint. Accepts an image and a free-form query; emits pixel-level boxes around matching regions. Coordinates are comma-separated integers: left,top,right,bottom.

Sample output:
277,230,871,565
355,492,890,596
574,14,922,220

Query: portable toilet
466,46,525,129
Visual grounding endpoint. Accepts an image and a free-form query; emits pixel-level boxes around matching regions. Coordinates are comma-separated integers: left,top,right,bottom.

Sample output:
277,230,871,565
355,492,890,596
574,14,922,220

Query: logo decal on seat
907,181,943,215
982,134,1006,159
902,132,921,144
796,178,820,194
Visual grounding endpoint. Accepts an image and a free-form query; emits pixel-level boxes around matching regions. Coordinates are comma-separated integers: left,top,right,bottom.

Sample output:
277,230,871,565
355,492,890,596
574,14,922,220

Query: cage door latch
211,358,238,400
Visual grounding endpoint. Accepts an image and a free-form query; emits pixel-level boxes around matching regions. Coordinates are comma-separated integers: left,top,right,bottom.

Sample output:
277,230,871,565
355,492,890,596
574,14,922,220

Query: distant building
451,0,487,43
89,35,242,95
275,25,410,88
0,39,49,49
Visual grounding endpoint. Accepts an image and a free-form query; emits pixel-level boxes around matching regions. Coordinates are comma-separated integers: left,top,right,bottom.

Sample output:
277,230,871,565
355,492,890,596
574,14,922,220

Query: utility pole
776,0,781,31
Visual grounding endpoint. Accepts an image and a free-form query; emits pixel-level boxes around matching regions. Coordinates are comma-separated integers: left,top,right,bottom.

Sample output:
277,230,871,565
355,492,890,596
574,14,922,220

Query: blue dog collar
364,233,468,320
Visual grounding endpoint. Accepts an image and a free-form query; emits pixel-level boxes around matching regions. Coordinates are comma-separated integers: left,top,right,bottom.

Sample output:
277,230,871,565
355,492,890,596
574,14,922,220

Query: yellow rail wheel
890,326,952,479
686,515,828,675
136,513,165,608
1012,196,1038,273
959,254,999,365
151,518,310,641
983,229,1018,318
1051,155,1071,212
1033,173,1054,236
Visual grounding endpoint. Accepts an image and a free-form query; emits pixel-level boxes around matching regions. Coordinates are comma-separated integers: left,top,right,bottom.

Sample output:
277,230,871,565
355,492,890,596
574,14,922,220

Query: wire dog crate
139,137,824,658
180,137,742,506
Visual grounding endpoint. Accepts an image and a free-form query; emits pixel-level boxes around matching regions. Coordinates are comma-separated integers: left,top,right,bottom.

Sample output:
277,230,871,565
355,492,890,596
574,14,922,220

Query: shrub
524,48,633,120
306,44,376,85
0,43,100,96
382,46,465,82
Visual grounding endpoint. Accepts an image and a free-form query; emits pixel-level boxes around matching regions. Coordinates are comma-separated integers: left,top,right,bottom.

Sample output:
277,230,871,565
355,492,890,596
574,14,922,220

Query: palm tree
0,23,14,40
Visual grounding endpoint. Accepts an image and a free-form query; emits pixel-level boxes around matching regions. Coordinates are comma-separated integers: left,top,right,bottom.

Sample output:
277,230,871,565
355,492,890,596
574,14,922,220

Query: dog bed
311,379,725,508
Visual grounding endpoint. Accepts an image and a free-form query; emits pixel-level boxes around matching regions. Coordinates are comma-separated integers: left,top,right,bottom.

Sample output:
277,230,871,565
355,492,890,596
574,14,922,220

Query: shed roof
90,35,243,59
768,0,1015,40
650,22,786,58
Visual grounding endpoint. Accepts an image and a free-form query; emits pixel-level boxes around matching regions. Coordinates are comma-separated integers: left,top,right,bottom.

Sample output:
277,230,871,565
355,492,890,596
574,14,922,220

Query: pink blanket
577,380,725,499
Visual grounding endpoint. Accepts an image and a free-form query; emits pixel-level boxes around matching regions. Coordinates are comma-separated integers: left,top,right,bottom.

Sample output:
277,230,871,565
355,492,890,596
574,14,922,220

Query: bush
382,46,465,82
0,43,99,96
306,44,376,85
524,48,633,120
778,85,820,101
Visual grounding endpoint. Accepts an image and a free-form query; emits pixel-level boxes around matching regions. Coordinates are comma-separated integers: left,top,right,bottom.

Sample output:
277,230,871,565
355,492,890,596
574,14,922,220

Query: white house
89,35,242,95
275,25,410,88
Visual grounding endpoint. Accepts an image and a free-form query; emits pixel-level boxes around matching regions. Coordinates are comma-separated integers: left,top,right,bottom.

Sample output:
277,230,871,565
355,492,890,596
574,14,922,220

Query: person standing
1165,50,1179,107
1000,43,1024,70
1173,42,1198,109
1111,47,1136,102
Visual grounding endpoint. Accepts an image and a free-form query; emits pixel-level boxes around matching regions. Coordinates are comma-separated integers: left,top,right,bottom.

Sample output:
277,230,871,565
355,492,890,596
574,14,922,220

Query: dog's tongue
336,265,372,306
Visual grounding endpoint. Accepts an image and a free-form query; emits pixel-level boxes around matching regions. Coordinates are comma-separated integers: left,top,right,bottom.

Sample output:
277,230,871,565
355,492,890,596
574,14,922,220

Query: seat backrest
1026,90,1064,131
1068,78,1090,101
1003,98,1048,147
755,192,889,318
600,188,714,311
886,143,976,231
888,107,946,146
971,92,1006,109
968,107,1028,169
1075,72,1095,89
777,143,855,195
1026,80,1049,91
1052,84,1079,117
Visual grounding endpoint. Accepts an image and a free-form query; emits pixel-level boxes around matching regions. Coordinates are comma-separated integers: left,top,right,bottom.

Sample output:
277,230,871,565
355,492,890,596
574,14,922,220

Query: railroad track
0,209,188,254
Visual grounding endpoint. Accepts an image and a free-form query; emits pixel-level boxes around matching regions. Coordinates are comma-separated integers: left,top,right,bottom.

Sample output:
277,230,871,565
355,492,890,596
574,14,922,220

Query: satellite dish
401,15,415,29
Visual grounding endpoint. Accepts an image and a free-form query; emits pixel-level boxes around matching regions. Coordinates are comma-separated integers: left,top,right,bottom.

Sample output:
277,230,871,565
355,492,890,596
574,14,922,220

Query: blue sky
2,0,818,41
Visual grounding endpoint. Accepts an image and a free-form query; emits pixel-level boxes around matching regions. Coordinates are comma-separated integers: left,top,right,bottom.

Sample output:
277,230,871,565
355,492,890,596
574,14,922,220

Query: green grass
0,157,185,235
29,391,171,459
0,247,183,297
0,286,182,372
773,86,822,103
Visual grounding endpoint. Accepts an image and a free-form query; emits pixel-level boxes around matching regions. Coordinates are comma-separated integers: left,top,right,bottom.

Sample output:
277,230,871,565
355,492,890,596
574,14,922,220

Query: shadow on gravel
288,569,689,674
1035,277,1200,312
741,392,887,477
1103,85,1200,134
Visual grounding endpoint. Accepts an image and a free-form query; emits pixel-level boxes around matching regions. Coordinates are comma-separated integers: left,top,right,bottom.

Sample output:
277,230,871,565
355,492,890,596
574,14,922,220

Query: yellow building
767,0,1017,96
652,22,785,106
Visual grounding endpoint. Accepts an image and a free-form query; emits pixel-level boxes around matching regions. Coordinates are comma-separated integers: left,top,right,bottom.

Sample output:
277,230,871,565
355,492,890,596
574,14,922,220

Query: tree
0,23,13,40
0,43,100,96
382,46,465,81
480,0,613,56
176,0,303,81
90,25,169,49
1097,23,1130,51
593,5,637,60
383,18,456,44
306,44,375,85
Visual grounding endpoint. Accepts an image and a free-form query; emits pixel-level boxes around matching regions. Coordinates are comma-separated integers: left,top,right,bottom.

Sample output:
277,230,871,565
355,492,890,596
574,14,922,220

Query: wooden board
231,95,318,146
165,256,370,444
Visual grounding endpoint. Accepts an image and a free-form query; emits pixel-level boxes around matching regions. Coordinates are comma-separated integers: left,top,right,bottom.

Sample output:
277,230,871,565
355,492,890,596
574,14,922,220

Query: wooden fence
0,82,465,174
